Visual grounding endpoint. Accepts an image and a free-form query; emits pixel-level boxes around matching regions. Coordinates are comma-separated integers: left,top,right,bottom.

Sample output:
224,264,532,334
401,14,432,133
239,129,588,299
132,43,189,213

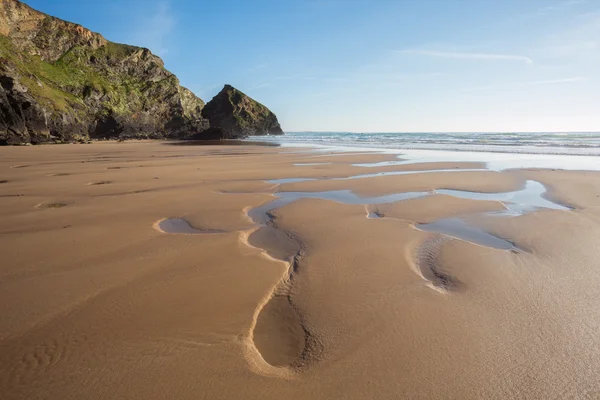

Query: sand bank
1,142,599,399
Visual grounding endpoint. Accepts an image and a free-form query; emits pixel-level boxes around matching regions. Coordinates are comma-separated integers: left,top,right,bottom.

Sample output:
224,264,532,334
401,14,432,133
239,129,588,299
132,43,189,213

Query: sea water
248,132,600,171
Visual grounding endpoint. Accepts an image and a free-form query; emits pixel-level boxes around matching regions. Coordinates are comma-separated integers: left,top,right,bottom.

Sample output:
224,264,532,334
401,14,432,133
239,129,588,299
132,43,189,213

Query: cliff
0,0,210,144
201,84,283,139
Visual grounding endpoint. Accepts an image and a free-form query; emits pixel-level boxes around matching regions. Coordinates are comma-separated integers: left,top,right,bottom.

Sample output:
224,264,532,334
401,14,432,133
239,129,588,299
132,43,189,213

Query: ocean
247,131,600,171
249,131,600,156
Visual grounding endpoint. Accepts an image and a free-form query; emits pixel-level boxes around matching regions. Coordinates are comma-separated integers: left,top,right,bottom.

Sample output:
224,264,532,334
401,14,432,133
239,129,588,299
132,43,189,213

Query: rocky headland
201,85,283,139
0,0,282,145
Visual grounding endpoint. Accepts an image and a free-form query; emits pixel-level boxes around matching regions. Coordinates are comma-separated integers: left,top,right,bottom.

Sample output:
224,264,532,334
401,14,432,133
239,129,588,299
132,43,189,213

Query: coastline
247,131,600,157
1,141,600,399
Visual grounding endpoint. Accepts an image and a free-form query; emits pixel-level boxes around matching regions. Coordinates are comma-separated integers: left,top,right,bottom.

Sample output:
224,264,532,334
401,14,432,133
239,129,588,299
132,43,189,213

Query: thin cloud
398,49,534,64
463,77,587,92
516,0,588,20
519,77,588,86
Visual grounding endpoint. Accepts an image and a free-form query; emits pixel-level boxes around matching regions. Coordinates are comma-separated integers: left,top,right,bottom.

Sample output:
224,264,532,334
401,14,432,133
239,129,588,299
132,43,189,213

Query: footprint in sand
413,235,462,293
87,180,112,186
35,202,70,209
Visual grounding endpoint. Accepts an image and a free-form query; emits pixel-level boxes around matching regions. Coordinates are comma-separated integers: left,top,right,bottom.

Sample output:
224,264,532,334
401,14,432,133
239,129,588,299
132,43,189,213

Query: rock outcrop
201,84,283,139
0,0,210,144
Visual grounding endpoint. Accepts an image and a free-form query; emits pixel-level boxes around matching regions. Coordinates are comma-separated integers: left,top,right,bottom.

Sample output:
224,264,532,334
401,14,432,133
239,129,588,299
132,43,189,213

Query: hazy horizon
25,0,600,133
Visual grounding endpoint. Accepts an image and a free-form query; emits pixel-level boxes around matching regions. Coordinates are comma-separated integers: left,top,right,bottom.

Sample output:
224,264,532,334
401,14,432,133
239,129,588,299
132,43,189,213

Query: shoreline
248,131,600,157
6,138,600,173
1,142,600,399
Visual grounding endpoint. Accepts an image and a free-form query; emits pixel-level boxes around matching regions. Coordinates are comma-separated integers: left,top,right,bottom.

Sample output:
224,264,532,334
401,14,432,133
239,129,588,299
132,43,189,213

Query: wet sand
1,141,600,399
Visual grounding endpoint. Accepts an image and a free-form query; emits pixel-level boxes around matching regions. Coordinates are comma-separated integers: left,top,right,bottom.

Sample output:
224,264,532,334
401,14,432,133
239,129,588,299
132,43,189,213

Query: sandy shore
1,141,600,399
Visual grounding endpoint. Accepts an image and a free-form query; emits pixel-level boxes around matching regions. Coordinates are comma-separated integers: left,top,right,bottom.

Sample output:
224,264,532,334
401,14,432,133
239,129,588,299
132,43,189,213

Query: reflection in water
415,180,570,250
436,180,569,214
267,168,486,185
417,218,516,251
248,190,430,225
252,177,570,252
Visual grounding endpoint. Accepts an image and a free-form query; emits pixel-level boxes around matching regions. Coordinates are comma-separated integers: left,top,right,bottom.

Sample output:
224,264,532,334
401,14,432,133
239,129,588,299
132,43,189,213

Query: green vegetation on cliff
0,0,208,144
0,0,282,145
0,34,81,112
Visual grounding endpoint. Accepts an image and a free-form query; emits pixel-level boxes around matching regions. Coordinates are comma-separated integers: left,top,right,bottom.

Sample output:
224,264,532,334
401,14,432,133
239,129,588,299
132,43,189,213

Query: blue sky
25,0,600,132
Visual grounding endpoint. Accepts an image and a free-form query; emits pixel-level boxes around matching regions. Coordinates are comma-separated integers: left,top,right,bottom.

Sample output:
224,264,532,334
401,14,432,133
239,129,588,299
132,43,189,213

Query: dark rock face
201,85,284,139
0,0,209,144
0,73,45,145
0,68,88,144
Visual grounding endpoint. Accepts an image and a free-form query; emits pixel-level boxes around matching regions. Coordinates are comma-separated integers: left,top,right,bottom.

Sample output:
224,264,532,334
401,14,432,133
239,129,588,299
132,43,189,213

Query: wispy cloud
516,0,588,20
519,77,588,86
128,2,174,56
463,77,588,92
398,49,534,64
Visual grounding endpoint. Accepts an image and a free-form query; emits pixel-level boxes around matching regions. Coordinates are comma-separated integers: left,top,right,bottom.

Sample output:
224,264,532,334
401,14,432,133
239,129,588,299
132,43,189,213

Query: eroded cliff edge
0,0,283,144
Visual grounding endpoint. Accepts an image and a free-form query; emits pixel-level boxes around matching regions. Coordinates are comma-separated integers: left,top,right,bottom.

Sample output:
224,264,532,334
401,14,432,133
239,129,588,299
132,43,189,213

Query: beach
1,141,600,399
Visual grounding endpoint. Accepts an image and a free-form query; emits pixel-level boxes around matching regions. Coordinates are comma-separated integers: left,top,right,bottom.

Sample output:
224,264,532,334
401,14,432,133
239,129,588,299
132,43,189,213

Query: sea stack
0,0,283,145
201,84,284,139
